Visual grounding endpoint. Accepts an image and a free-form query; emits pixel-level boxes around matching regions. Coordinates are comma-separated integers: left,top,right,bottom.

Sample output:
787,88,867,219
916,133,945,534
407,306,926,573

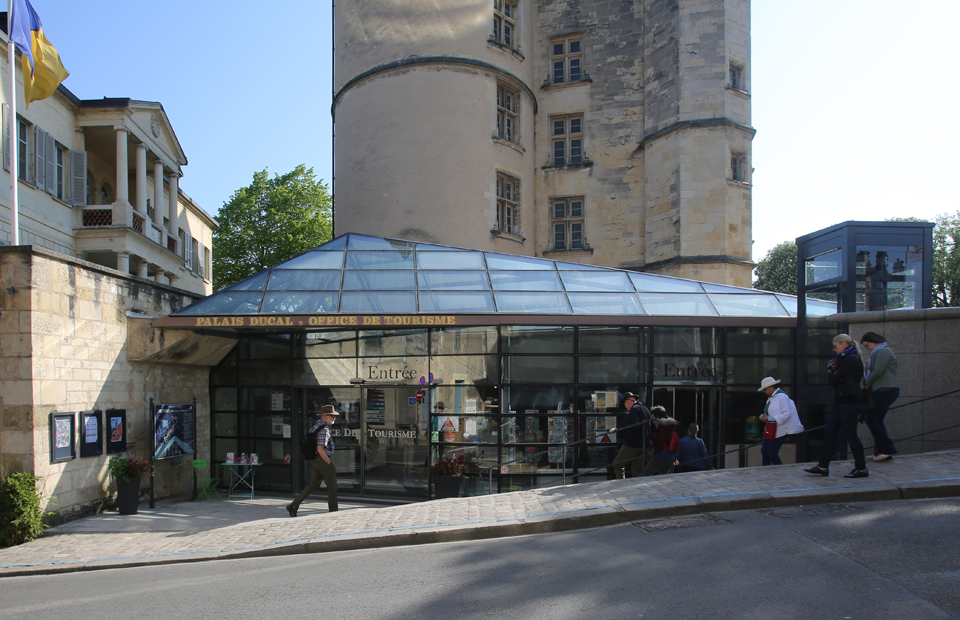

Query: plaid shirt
311,419,335,458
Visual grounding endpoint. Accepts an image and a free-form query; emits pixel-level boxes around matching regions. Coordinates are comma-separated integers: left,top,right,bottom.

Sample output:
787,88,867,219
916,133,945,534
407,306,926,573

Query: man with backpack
610,392,652,479
287,404,340,516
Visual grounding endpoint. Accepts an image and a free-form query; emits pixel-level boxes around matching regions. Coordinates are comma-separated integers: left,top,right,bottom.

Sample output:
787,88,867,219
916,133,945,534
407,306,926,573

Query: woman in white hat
758,377,804,465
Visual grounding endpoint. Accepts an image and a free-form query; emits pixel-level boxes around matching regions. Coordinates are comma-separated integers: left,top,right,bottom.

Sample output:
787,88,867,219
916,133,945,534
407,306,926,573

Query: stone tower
333,0,754,286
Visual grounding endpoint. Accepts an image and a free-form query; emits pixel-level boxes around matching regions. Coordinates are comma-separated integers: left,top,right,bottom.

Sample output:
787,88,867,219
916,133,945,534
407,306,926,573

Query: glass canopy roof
173,234,835,318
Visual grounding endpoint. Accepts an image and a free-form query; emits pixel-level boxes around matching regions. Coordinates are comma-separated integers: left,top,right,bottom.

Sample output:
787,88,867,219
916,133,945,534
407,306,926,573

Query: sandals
803,466,829,476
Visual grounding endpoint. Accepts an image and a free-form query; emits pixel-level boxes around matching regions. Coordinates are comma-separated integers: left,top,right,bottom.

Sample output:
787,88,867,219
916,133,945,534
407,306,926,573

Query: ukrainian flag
9,0,69,107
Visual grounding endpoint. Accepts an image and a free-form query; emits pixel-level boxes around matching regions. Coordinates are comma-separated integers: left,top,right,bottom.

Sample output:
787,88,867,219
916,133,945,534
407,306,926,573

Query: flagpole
7,0,20,245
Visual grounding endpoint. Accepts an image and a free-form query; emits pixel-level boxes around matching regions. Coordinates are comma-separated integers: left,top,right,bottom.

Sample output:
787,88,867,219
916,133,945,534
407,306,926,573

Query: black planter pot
433,476,464,499
116,477,141,515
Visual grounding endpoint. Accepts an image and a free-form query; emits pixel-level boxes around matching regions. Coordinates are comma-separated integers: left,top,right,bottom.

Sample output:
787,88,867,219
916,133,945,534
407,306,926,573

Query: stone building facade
0,27,216,296
332,0,754,286
1,247,213,522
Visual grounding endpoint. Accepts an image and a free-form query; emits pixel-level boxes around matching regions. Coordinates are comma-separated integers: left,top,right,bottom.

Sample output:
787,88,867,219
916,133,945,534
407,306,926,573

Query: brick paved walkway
1,450,958,577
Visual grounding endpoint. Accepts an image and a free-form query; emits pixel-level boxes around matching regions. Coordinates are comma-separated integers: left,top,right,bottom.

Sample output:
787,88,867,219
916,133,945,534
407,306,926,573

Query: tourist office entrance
154,233,836,501
169,315,801,501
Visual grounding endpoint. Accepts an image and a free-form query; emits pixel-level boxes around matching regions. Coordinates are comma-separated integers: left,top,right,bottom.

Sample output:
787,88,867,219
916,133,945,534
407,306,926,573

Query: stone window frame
730,152,749,183
729,62,746,93
550,114,583,166
550,35,583,84
496,83,520,144
551,196,585,251
492,1,518,49
496,171,521,236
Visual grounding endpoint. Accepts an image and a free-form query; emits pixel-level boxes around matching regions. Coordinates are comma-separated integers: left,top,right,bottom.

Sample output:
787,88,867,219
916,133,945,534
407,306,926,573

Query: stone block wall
832,308,960,455
0,246,210,523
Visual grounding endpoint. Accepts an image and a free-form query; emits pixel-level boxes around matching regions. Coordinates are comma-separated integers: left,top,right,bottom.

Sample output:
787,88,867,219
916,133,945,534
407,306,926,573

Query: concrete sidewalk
2,450,959,577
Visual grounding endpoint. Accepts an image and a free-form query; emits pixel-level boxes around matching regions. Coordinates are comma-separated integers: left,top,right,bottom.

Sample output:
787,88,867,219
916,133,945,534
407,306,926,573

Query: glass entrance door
652,387,721,468
297,386,429,501
361,386,429,500
300,387,362,495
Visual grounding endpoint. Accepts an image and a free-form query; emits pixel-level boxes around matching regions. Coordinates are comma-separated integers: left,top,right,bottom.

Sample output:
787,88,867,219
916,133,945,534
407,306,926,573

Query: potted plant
430,454,470,499
108,455,153,515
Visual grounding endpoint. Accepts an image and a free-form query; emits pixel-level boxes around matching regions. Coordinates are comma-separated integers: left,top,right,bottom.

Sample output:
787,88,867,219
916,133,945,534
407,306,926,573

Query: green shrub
0,471,49,547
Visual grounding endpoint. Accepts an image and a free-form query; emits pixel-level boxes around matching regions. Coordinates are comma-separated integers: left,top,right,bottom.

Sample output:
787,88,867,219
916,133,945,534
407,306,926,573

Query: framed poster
79,410,103,458
106,408,127,454
154,403,196,460
50,412,76,463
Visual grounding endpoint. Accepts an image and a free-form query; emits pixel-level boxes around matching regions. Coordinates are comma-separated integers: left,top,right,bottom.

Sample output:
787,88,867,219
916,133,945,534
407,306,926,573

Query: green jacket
863,345,899,391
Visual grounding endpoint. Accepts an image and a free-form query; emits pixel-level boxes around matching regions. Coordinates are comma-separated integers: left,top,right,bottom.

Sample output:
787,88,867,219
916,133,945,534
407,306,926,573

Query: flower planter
433,476,464,499
116,477,141,515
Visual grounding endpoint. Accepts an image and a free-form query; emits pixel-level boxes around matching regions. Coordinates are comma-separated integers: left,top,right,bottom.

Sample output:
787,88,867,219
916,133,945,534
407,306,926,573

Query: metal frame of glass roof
171,234,835,319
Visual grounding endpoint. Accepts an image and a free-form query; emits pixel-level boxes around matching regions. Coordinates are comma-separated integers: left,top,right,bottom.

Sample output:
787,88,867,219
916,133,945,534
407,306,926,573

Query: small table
222,462,262,499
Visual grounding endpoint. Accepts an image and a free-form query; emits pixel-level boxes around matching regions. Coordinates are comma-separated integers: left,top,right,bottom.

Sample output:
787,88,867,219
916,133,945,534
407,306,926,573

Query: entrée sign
188,315,458,328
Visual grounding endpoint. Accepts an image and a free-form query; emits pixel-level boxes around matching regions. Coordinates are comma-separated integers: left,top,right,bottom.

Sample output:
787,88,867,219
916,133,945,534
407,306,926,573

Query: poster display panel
365,388,385,425
79,410,103,457
154,403,196,460
106,409,127,454
50,412,76,462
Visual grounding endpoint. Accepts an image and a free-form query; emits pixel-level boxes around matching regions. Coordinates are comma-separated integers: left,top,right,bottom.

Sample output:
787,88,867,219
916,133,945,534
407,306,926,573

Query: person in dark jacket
804,334,868,478
675,423,713,473
610,392,651,478
642,406,680,476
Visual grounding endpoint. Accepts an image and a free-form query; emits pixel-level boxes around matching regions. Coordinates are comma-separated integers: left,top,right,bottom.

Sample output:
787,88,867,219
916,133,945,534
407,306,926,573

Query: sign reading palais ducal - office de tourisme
178,315,461,328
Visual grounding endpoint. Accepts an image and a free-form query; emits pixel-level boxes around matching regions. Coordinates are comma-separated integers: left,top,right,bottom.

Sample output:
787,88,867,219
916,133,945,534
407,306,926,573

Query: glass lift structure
795,220,935,462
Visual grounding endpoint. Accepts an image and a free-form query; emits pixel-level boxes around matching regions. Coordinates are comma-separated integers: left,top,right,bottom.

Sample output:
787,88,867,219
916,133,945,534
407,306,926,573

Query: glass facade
167,232,894,501
208,324,798,499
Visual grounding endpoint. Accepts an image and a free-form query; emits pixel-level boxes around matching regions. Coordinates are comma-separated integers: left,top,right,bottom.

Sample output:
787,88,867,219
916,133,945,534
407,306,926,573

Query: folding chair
192,459,221,501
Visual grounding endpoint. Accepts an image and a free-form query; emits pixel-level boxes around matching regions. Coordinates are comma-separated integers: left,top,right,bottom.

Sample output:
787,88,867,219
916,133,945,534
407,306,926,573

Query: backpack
667,430,679,453
299,422,322,461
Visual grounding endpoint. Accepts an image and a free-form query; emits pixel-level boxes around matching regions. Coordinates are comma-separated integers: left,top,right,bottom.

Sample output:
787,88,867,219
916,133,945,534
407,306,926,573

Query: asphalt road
1,497,958,620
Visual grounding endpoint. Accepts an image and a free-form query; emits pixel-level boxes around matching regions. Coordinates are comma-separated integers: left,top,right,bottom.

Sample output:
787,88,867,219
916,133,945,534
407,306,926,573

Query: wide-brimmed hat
436,401,445,410
621,392,640,405
757,377,780,392
320,404,341,417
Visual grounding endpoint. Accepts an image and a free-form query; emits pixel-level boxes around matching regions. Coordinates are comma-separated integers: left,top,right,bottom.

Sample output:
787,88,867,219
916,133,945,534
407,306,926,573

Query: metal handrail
476,418,656,491
462,387,960,494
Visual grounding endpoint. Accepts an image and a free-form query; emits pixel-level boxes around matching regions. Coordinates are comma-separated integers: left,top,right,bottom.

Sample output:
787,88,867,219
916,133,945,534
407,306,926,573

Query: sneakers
872,454,893,462
286,503,298,518
803,466,829,476
843,469,869,478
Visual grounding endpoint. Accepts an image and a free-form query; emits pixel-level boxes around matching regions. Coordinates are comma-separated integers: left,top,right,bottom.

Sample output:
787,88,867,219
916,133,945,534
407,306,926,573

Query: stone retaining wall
1,246,212,523
831,308,960,455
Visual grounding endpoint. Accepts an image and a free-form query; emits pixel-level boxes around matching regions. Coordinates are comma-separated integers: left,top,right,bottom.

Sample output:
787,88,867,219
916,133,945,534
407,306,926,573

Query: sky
34,0,960,264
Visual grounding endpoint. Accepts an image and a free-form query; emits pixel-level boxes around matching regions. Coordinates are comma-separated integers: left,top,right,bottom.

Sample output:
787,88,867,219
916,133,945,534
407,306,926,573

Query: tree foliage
889,213,960,307
753,241,797,295
213,165,332,290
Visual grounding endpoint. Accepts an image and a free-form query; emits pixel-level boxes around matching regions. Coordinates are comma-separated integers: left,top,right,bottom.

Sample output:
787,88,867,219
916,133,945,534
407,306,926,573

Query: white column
135,143,147,215
153,161,164,229
135,258,149,278
165,271,178,287
167,172,179,244
117,251,131,274
115,127,130,205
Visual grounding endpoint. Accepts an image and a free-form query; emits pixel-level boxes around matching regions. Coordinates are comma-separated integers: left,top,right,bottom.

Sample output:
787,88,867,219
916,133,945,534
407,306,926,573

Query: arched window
100,181,114,205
